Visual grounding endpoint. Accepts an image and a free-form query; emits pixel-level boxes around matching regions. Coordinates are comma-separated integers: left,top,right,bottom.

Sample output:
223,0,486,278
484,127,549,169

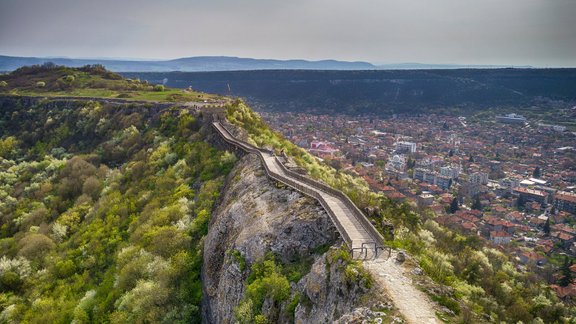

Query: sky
1,0,575,67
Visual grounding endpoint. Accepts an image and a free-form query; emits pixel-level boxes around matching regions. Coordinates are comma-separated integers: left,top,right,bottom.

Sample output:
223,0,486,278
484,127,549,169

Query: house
517,251,546,266
550,284,576,301
485,217,504,232
536,239,555,254
385,191,406,201
418,193,434,206
309,140,339,157
506,211,524,222
490,231,512,244
553,232,576,248
461,221,477,232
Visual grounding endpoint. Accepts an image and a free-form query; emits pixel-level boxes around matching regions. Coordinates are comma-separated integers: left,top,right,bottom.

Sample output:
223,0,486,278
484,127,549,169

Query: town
261,109,576,286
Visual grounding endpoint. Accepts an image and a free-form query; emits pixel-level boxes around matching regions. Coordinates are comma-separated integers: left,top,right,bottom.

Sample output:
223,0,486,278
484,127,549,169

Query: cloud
0,0,574,66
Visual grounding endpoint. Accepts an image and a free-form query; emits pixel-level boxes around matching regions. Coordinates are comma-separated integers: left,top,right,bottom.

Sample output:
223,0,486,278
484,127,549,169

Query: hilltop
0,63,225,103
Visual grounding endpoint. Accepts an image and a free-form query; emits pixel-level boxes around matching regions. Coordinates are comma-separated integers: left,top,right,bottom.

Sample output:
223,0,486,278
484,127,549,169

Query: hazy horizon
0,54,556,69
1,0,575,68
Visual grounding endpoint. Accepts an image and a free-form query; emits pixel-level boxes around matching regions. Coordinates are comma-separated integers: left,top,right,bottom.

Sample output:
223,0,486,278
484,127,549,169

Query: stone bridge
212,121,386,259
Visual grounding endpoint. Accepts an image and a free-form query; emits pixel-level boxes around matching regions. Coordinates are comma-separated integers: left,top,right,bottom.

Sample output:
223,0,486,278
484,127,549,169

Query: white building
470,172,489,185
440,166,461,179
386,154,406,171
498,177,520,192
395,141,416,154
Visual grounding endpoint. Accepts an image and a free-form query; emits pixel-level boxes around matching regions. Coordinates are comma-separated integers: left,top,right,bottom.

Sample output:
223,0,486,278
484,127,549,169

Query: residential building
414,168,437,184
514,187,549,204
395,141,416,153
309,140,339,157
499,177,520,193
440,165,460,179
554,191,576,214
418,192,434,206
436,175,452,190
386,154,406,171
470,172,489,185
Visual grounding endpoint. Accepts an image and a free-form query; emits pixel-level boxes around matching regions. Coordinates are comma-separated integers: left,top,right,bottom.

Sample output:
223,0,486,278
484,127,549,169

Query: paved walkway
213,122,381,253
364,252,438,324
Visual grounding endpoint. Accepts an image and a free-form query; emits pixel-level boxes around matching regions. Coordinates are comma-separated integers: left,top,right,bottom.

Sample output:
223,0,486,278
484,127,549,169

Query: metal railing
212,121,385,256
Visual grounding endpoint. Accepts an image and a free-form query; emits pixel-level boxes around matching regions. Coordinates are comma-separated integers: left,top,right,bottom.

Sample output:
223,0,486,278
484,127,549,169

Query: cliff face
202,154,386,323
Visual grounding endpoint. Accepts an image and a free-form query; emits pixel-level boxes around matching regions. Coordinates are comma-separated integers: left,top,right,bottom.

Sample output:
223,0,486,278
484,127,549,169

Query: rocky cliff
202,154,390,323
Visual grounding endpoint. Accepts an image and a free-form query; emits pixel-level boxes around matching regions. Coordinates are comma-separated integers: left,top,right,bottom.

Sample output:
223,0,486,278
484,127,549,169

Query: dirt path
364,251,438,324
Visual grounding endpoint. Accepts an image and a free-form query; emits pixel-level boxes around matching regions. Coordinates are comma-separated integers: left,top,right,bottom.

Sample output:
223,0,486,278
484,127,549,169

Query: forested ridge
123,69,576,117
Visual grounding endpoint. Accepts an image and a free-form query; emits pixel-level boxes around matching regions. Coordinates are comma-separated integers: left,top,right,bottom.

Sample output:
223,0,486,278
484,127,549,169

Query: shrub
0,136,18,158
236,257,291,322
153,85,165,92
82,176,102,200
0,271,23,291
17,233,55,261
55,259,76,278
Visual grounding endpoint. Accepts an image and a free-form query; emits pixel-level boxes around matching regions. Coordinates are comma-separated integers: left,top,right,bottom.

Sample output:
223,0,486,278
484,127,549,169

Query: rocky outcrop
202,154,388,323
294,250,387,323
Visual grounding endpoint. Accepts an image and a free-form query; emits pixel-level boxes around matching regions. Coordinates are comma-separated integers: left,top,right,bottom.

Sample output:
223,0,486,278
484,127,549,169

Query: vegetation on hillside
234,248,373,323
0,97,235,322
0,63,223,103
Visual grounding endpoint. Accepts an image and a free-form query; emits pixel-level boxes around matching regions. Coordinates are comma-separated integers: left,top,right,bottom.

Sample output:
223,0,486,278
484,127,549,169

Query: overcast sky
1,0,575,67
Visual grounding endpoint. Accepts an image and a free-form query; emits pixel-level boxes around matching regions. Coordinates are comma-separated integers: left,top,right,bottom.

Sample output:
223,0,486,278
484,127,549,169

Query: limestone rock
202,154,339,323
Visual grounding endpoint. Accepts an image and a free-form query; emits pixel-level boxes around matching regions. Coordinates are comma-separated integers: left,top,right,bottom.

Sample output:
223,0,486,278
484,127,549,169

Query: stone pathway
364,252,438,324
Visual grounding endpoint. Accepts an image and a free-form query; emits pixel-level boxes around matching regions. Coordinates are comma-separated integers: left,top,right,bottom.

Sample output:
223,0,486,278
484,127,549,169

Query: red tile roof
556,191,576,203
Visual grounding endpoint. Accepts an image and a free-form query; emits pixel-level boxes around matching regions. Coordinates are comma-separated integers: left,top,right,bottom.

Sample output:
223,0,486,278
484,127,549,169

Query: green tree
543,217,551,236
558,256,573,287
532,166,541,178
471,196,482,211
17,233,55,261
0,136,18,157
449,198,459,214
517,195,525,210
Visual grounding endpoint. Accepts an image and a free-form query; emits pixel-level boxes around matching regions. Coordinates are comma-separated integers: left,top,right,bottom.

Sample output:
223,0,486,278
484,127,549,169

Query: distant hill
376,63,533,70
0,55,376,72
121,69,576,116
